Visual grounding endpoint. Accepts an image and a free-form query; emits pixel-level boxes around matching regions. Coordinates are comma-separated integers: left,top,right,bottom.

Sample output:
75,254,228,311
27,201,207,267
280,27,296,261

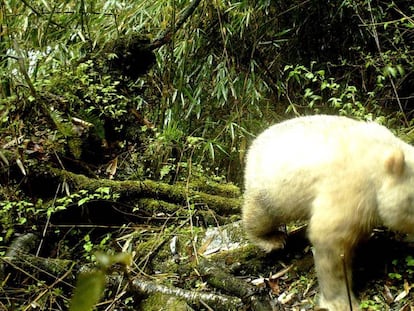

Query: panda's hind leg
242,193,287,252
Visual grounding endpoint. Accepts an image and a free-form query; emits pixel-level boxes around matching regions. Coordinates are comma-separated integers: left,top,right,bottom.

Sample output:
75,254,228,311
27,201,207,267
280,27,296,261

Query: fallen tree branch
1,233,75,284
130,277,243,311
198,259,273,311
31,166,242,215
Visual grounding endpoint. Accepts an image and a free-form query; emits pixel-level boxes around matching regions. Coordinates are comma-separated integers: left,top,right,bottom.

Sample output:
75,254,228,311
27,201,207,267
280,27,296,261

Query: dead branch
129,277,243,311
1,233,75,283
198,259,273,311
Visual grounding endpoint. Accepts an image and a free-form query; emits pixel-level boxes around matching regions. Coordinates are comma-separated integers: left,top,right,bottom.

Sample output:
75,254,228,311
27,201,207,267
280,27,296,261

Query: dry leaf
198,235,214,255
16,158,26,176
383,284,394,304
0,151,9,165
278,291,295,304
267,277,280,294
106,157,118,179
394,289,408,302
270,264,293,280
395,280,411,302
251,277,266,287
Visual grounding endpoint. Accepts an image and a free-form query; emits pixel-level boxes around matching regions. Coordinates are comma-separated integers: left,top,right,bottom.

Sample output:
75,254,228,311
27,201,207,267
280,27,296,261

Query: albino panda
242,115,414,311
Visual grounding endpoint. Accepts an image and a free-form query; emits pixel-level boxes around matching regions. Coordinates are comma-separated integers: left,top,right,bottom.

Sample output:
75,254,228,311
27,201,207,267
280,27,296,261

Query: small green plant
52,187,120,211
403,255,414,277
389,256,414,279
283,63,374,120
388,272,403,280
0,198,43,239
359,299,382,310
0,187,119,246
82,233,113,260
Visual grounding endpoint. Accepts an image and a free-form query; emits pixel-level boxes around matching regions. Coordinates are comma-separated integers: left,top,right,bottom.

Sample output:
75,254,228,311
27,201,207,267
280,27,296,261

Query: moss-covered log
1,233,75,282
30,166,242,215
130,277,243,311
198,259,273,311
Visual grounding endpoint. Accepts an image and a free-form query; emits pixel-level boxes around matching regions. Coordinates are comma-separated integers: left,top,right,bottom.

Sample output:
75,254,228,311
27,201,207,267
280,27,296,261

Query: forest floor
2,168,414,311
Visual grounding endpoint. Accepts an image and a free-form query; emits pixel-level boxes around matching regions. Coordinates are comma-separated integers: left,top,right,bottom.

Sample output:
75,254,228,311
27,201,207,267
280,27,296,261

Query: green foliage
282,63,375,119
144,0,414,181
390,255,414,280
406,256,414,276
0,199,36,243
359,299,382,310
0,187,119,245
388,272,403,280
53,187,119,212
42,58,132,141
77,187,119,206
82,233,114,260
3,0,414,183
